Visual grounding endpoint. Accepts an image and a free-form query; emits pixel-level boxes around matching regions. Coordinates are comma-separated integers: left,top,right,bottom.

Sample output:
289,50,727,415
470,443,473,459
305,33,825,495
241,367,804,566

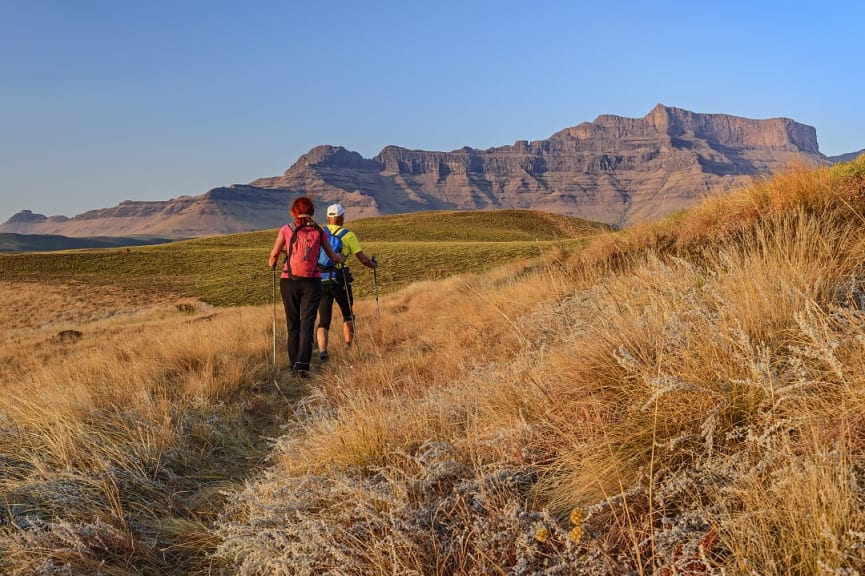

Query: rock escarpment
251,104,825,228
3,105,838,237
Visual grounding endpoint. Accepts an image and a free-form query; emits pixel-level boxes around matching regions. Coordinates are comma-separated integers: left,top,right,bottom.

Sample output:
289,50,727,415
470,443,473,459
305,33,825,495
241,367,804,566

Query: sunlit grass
4,156,865,574
215,155,865,574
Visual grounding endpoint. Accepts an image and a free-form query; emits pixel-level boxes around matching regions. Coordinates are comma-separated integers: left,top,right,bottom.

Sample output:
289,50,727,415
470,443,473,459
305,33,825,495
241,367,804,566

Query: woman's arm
268,230,286,268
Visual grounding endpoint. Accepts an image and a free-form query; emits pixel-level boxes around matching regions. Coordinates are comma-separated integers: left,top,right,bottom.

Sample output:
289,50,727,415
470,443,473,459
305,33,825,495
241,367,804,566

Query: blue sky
1,0,863,222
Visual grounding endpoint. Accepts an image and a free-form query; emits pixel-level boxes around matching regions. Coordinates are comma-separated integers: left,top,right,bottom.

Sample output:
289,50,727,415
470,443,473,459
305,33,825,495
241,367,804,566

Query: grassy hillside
4,160,865,575
0,232,176,253
210,158,865,574
0,209,608,306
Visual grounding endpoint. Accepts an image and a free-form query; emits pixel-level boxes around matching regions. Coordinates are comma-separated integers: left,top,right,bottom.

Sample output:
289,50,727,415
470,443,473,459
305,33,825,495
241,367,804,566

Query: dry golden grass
214,156,865,574
0,288,306,574
4,156,865,574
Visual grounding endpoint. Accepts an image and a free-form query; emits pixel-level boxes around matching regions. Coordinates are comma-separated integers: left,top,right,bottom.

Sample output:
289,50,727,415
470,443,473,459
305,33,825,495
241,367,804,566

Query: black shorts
318,279,354,329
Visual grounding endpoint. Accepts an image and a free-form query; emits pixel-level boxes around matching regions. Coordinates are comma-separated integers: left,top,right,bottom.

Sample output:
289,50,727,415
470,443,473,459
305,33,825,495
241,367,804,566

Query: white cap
326,203,345,217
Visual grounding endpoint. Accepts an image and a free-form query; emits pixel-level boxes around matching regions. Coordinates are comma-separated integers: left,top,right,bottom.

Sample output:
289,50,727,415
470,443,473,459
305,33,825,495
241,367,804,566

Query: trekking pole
271,266,278,370
269,266,291,400
372,255,381,329
341,265,356,349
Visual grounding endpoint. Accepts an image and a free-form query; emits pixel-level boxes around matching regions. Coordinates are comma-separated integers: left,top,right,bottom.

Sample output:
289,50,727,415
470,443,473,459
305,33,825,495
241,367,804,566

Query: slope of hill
828,148,865,163
4,104,856,238
212,155,865,574
0,232,177,253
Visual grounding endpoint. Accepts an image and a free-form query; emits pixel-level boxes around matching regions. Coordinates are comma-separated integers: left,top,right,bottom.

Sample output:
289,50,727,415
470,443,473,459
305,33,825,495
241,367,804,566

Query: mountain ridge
4,104,860,238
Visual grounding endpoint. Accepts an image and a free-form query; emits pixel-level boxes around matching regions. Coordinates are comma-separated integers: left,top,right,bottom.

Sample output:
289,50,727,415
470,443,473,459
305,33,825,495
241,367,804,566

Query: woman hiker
268,197,344,377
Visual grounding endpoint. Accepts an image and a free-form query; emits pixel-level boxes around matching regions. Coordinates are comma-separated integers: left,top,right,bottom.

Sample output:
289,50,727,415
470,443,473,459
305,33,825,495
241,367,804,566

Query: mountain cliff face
250,104,826,228
2,105,841,238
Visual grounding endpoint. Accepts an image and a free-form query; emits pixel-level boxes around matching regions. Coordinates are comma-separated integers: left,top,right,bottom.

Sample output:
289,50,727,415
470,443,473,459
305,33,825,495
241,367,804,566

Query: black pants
280,277,322,372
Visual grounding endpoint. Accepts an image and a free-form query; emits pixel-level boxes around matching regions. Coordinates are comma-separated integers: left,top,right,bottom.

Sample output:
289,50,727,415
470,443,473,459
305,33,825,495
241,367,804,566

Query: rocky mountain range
3,104,860,238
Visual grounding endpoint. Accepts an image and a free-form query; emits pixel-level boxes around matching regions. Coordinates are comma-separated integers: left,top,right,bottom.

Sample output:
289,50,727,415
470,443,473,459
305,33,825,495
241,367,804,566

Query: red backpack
283,221,324,278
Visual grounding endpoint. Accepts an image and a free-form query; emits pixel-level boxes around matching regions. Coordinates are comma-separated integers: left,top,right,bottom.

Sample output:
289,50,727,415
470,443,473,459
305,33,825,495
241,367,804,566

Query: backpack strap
331,227,349,270
284,223,298,279
325,226,349,240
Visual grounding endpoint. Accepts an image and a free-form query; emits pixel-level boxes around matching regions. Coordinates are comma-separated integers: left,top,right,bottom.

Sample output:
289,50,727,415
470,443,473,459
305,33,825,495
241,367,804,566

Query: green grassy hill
0,232,177,253
0,209,609,306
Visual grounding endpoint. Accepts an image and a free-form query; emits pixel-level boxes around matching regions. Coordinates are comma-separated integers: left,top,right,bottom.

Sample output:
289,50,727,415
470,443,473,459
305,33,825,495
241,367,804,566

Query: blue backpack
318,227,349,283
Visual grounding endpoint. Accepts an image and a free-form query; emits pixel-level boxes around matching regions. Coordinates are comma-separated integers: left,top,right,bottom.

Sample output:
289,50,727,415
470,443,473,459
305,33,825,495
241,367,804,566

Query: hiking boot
294,369,310,379
319,351,329,363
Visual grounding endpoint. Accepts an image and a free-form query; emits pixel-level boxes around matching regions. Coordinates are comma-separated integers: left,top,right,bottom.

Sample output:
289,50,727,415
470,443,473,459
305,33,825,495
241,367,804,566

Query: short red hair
291,197,315,218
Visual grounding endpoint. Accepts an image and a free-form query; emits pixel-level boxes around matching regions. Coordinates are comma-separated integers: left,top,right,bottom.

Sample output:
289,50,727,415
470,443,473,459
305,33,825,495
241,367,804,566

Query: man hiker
317,202,378,361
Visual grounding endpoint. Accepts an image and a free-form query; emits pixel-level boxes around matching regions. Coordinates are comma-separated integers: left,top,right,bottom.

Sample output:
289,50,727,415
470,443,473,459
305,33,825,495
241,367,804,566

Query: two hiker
268,197,377,376
317,202,378,363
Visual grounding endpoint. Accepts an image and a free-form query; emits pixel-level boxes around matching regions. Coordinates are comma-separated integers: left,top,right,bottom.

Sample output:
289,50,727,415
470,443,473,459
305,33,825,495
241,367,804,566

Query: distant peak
5,209,48,224
646,103,672,127
286,145,379,172
646,103,696,128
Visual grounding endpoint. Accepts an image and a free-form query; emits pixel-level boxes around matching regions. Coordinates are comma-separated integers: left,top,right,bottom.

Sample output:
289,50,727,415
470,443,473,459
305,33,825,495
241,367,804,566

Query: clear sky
2,0,863,222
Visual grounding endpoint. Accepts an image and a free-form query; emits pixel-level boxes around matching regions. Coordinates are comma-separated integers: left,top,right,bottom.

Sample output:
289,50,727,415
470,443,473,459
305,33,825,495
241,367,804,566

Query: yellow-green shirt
325,224,362,265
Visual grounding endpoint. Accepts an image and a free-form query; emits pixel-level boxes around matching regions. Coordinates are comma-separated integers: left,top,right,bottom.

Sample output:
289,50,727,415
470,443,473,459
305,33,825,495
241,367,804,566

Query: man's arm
355,251,377,269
